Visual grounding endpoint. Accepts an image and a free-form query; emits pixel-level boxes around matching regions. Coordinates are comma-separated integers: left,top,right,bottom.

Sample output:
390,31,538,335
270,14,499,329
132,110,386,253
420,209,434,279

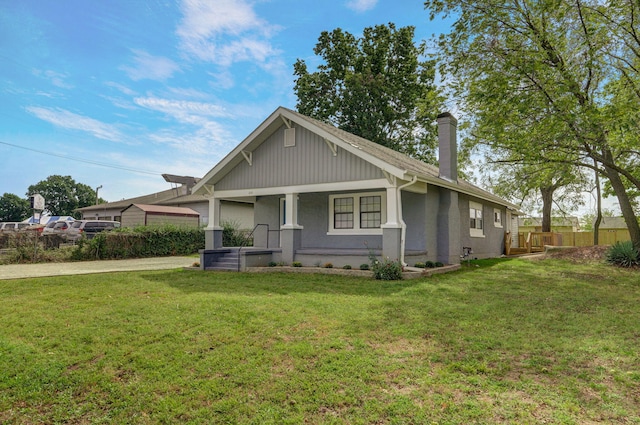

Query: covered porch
199,182,429,271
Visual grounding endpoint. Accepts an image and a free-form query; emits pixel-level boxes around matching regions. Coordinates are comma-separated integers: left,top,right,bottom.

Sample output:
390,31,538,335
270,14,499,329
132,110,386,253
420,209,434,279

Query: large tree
426,0,640,249
294,23,443,164
27,175,99,217
0,193,31,222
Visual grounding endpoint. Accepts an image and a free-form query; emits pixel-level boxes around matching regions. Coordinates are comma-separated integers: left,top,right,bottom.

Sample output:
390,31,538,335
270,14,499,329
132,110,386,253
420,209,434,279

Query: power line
0,140,161,176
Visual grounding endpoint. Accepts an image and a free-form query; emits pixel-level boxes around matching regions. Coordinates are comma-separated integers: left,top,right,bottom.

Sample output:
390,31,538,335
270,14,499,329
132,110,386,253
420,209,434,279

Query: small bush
368,251,403,280
268,261,277,267
221,220,250,247
323,262,333,268
342,264,352,270
414,262,425,268
435,261,444,267
292,261,302,267
359,263,369,270
425,260,435,268
606,241,640,268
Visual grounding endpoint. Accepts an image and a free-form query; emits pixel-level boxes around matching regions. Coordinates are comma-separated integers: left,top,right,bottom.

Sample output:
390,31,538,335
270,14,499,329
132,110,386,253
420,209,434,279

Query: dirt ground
542,245,610,262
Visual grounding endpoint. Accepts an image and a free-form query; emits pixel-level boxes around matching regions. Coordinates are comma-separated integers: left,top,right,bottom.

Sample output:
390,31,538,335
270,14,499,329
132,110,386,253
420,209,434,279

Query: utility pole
95,185,103,206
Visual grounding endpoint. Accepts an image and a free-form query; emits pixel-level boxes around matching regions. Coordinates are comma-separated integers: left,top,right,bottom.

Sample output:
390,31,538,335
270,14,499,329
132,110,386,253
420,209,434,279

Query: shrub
221,220,250,247
292,261,302,267
435,261,444,267
414,262,425,268
425,260,435,268
368,251,403,280
359,263,369,270
606,241,640,268
342,264,352,270
323,262,333,268
73,225,205,260
268,261,277,267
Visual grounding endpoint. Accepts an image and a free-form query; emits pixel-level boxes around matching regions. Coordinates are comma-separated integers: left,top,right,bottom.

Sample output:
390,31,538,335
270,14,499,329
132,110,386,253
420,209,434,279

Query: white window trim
328,191,386,235
494,208,503,228
470,201,485,238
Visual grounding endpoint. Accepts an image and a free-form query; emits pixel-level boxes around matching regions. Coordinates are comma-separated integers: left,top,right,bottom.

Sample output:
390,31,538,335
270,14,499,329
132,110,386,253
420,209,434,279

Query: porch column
281,192,303,264
205,196,223,249
381,187,402,261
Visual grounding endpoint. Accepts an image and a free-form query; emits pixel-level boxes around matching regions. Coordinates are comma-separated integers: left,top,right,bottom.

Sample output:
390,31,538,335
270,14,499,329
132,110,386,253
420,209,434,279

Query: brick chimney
437,112,458,183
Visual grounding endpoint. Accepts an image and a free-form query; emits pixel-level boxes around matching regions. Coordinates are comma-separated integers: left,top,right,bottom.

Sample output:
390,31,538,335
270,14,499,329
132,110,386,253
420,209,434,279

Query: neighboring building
597,216,628,231
77,174,254,229
120,204,200,228
192,107,521,270
518,216,581,233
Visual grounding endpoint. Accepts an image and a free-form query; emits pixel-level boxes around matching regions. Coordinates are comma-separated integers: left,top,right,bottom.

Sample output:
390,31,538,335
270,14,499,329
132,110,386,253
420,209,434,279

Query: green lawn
1,258,638,424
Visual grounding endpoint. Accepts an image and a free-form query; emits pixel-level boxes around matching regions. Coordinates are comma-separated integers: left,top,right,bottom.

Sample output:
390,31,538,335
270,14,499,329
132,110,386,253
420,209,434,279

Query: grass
1,257,639,424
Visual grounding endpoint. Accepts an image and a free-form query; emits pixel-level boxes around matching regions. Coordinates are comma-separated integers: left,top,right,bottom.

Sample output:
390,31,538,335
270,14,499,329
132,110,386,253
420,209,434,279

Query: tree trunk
593,160,601,246
540,185,555,233
603,163,640,250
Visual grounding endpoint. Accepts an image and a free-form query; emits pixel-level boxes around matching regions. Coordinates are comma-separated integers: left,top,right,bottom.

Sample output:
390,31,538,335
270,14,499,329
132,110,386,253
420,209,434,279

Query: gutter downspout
397,175,418,266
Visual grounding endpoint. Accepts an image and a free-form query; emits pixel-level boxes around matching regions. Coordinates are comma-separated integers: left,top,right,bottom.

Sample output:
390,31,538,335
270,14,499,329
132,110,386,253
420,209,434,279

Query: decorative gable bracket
241,150,253,166
324,139,338,156
382,170,397,186
280,116,292,129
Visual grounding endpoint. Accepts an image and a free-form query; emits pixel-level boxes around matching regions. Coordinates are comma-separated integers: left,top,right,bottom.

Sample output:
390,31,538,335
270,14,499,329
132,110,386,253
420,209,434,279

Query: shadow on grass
142,269,423,297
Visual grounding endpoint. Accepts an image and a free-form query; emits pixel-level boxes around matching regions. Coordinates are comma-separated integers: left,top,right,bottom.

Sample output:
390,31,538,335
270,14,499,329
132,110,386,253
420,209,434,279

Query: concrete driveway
0,256,197,280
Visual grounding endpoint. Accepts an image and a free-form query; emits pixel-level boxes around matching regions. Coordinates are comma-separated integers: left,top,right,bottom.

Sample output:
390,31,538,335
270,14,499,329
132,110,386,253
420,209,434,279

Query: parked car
0,222,34,232
65,220,121,242
42,220,74,237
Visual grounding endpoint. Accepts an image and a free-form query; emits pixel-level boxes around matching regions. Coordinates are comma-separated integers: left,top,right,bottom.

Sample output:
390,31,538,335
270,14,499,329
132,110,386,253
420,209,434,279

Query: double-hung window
493,208,503,228
470,201,484,237
329,192,385,234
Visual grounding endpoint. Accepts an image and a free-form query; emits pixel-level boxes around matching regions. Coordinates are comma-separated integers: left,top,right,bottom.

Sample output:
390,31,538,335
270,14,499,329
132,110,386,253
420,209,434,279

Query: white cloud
25,106,123,142
134,97,231,119
134,96,236,154
121,50,180,81
346,0,378,13
32,69,74,89
176,0,281,66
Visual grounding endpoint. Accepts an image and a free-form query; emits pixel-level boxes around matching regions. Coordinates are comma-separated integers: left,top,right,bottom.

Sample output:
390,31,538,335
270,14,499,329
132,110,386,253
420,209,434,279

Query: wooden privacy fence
508,229,631,255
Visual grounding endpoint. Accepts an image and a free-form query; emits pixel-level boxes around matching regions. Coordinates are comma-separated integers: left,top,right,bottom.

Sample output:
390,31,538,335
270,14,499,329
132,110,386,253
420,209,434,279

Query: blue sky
0,0,453,203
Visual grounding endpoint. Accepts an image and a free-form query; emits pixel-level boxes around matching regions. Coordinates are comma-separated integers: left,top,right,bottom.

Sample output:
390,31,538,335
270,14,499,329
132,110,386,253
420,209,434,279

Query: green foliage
342,264,352,269
26,175,100,217
72,225,204,260
291,261,302,267
435,261,444,267
606,241,640,268
323,262,333,268
268,261,277,267
0,193,31,222
294,23,443,164
359,263,370,270
368,251,403,280
425,260,435,268
0,232,73,264
414,262,426,268
221,220,250,247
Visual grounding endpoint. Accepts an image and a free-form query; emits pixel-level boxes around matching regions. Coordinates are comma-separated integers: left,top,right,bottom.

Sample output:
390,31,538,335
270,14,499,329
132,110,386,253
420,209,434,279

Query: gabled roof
121,204,199,216
192,106,520,211
598,216,628,229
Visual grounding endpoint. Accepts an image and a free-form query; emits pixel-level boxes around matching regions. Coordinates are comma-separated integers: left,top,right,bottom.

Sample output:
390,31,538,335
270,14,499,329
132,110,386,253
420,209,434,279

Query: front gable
215,123,385,191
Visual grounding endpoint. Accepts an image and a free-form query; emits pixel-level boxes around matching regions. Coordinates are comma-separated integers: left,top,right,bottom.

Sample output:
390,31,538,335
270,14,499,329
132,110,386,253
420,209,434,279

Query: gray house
193,107,520,270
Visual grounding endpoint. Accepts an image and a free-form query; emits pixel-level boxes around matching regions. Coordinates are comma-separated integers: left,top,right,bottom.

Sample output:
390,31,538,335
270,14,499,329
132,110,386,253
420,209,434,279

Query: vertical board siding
121,207,146,227
216,125,384,191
